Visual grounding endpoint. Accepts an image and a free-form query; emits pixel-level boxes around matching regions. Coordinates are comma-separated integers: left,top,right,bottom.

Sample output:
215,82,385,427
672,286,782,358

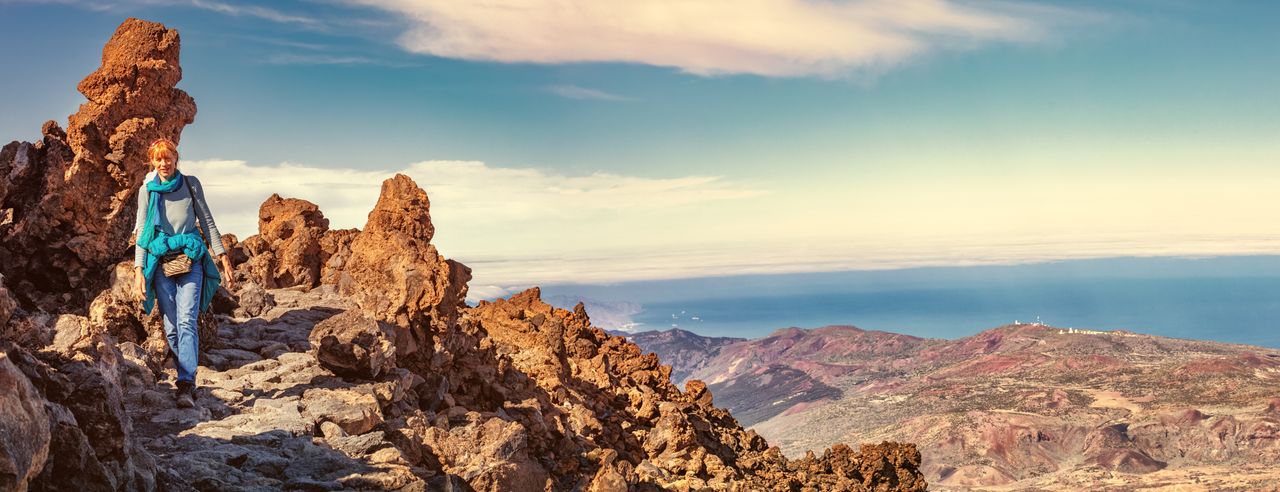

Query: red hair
148,137,179,164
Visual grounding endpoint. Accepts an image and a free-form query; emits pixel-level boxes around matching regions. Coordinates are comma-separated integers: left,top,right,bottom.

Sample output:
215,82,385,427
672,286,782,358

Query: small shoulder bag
160,251,192,277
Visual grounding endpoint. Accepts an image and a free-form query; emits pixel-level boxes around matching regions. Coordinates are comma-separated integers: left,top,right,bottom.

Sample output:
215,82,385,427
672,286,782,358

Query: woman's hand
219,254,236,291
134,267,146,300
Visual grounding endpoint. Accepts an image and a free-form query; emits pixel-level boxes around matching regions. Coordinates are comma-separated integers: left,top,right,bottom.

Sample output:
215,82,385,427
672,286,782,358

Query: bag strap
186,178,212,250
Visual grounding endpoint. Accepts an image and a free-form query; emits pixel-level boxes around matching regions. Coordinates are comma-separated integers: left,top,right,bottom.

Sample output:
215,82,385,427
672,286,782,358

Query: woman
132,138,236,408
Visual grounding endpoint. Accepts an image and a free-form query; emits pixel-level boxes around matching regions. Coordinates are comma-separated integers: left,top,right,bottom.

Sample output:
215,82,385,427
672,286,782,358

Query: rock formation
309,310,398,380
222,193,360,294
0,18,196,312
446,286,925,490
234,194,329,289
1,332,158,491
337,174,470,332
0,18,195,492
0,17,925,492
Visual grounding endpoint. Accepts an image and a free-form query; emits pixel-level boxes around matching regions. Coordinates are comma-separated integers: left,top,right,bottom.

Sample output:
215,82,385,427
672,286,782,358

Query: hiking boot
175,381,195,408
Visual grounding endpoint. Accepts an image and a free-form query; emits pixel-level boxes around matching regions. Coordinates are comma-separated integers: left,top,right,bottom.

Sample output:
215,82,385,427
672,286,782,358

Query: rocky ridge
0,17,925,491
620,329,747,392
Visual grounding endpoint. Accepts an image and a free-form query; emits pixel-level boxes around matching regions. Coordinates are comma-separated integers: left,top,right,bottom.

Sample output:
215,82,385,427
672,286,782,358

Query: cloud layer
180,157,765,249
340,0,1044,77
180,154,1280,304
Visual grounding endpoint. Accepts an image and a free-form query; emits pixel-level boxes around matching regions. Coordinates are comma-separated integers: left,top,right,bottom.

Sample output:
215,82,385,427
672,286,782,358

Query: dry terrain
632,324,1280,490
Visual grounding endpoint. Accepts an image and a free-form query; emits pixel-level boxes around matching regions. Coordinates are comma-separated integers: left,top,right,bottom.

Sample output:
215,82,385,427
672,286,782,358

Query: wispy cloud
546,84,632,101
336,0,1058,77
226,33,332,51
0,0,122,11
259,52,417,67
188,0,322,27
9,0,344,30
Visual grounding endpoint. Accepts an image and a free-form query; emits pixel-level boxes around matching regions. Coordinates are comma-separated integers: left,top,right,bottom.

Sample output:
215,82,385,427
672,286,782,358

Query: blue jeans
155,259,202,384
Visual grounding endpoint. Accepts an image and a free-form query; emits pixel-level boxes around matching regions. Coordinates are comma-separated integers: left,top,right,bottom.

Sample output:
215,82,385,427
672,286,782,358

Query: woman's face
152,154,177,179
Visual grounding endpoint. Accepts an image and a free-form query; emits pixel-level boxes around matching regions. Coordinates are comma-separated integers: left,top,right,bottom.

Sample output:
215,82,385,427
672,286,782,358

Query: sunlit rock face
1,18,196,312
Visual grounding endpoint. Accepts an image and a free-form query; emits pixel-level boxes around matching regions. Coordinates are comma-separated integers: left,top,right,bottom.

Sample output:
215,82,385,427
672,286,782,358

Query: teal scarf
138,171,184,252
138,171,222,314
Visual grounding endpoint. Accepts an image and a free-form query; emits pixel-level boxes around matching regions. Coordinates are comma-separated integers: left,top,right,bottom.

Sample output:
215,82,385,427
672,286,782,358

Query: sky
2,0,1278,300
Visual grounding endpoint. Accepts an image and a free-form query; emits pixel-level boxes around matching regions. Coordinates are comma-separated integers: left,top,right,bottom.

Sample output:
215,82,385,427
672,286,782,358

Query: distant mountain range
624,323,1280,490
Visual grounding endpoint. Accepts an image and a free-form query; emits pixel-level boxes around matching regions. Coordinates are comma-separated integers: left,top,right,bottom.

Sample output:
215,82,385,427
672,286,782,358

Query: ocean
541,256,1280,348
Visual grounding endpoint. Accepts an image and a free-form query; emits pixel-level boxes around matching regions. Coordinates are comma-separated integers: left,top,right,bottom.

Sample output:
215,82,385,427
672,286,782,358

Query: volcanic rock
454,287,926,490
3,337,157,491
235,194,329,289
301,387,384,436
309,309,397,379
87,262,148,344
338,174,471,344
0,18,195,311
0,350,51,491
232,281,275,318
319,228,359,286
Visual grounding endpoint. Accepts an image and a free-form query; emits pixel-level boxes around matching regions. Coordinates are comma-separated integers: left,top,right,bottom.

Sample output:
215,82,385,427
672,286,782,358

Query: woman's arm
187,176,227,258
133,185,148,267
133,185,148,299
188,176,235,289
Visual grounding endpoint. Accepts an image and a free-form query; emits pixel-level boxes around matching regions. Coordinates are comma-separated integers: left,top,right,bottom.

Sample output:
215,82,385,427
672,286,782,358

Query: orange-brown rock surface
318,227,359,285
0,18,195,311
338,174,471,330
443,286,926,490
223,193,360,293
234,194,329,289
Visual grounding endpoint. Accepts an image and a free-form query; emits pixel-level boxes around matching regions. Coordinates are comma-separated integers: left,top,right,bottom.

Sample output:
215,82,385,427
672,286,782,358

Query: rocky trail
126,287,430,491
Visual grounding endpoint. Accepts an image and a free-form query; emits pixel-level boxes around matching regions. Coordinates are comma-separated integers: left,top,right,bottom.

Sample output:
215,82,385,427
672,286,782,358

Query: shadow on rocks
150,429,470,492
197,307,342,373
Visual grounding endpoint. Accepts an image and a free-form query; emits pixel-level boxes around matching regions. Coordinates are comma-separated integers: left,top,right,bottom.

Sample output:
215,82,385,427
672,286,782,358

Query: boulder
0,350,51,491
87,262,147,344
238,194,329,289
416,415,550,492
232,281,275,318
338,174,471,343
301,387,384,436
309,310,397,380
